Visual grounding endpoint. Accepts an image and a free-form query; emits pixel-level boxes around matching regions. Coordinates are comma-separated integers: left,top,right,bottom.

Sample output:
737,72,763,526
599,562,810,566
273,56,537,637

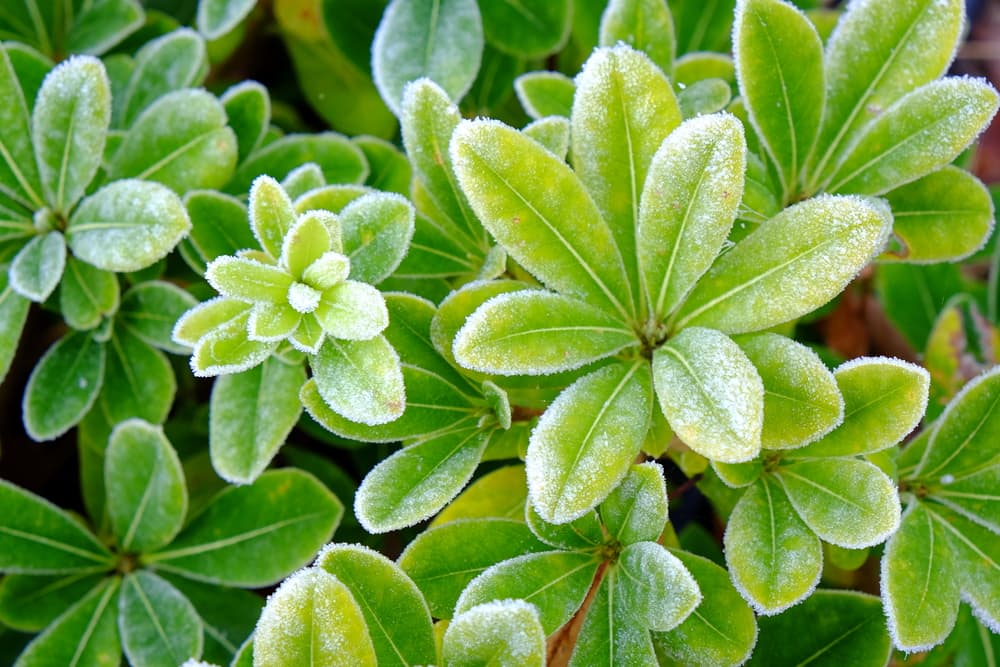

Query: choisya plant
1,0,999,665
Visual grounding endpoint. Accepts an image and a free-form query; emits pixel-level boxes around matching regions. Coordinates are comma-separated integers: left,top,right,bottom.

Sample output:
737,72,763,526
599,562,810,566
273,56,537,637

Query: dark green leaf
22,331,105,441
119,571,203,667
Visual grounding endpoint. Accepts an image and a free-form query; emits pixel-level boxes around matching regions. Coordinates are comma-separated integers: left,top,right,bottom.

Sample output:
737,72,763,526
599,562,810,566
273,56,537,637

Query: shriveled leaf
145,469,342,587
480,0,569,58
653,327,763,463
32,55,110,212
444,600,545,667
0,572,106,632
106,419,186,553
372,0,484,116
68,180,191,272
618,541,701,631
454,290,635,376
355,425,489,533
117,29,207,127
600,461,668,545
315,543,436,666
339,191,414,284
253,567,376,667
119,281,198,354
455,550,599,635
599,0,675,75
735,332,842,449
399,518,549,618
826,78,999,196
119,571,203,667
9,231,64,302
229,133,368,195
23,331,105,441
637,113,745,320
777,458,901,548
791,357,928,457
527,362,652,524
674,194,891,333
514,71,575,120
573,45,682,311
59,257,119,330
197,0,256,39
724,477,822,615
311,335,405,425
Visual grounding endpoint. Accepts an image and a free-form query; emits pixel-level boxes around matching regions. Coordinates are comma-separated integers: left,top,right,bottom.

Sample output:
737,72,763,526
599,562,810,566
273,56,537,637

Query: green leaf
355,424,489,532
190,309,276,376
119,571,203,667
455,550,599,635
526,505,603,551
573,45,682,311
22,330,105,441
452,119,632,317
220,81,270,162
618,541,701,630
160,576,262,666
399,518,548,618
145,469,342,587
883,166,995,262
311,335,405,425
522,116,570,159
570,569,657,667
117,28,207,128
734,0,823,199
928,505,1000,632
791,357,929,457
443,600,546,667
480,0,569,58
454,290,635,376
876,262,967,351
118,281,198,354
9,231,65,302
339,191,414,284
930,462,1000,534
599,0,675,75
0,46,42,209
66,0,144,55
197,0,256,39
637,113,745,320
432,279,530,366
105,419,186,553
653,326,763,463
67,179,191,272
109,89,238,194
826,78,999,196
99,327,176,427
59,256,119,330
0,479,111,574
354,136,412,196
183,191,253,269
672,0,735,54
677,79,732,119
209,358,304,484
881,501,960,652
253,567,376,667
724,476,822,614
748,590,891,666
735,332,843,449
674,52,735,88
0,273,29,383
514,71,575,120
372,0,483,116
808,0,964,186
32,55,110,213
673,194,891,333
914,366,1000,478
315,543,436,666
599,462,668,545
432,465,528,525
527,362,652,524
14,578,120,667
233,133,368,195
777,458,901,548
652,549,758,667
0,572,106,632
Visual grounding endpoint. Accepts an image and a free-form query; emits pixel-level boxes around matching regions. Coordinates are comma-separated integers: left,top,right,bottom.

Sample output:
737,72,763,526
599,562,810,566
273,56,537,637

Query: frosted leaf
599,461,668,545
9,231,65,302
314,281,389,341
205,255,292,305
172,297,250,347
337,191,415,285
253,567,376,667
197,0,256,40
599,0,676,75
119,571,203,667
281,162,326,200
652,327,764,463
249,175,297,258
287,282,321,314
617,541,701,631
248,302,301,341
302,252,351,291
514,71,575,120
443,599,546,667
279,209,332,279
522,116,570,160
190,310,275,376
289,312,325,354
311,335,405,425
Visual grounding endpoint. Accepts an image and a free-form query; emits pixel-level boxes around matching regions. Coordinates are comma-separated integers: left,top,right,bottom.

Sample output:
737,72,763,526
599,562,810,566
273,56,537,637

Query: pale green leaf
311,335,405,425
599,461,668,545
599,0,675,75
253,567,376,667
68,180,191,272
570,569,657,667
618,541,701,630
117,29,207,127
522,116,570,159
59,256,118,330
206,255,291,305
777,458,901,548
480,0,569,58
209,357,305,484
372,0,483,117
197,0,256,39
677,78,732,119
637,113,745,320
119,571,203,667
444,600,545,667
9,231,64,302
791,357,928,457
929,505,1000,632
514,71,574,120
653,327,763,463
455,550,599,635
673,52,735,88
527,362,652,524
432,465,528,526
106,419,186,553
22,331,105,441
451,118,632,318
338,191,415,284
735,332,843,449
145,469,342,587
247,175,296,258
315,543,436,667
32,55,110,212
724,477,822,615
431,279,530,367
673,194,891,333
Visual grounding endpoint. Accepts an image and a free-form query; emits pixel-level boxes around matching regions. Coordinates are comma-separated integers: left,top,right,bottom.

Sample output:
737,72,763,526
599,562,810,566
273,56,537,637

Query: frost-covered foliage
1,0,999,665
